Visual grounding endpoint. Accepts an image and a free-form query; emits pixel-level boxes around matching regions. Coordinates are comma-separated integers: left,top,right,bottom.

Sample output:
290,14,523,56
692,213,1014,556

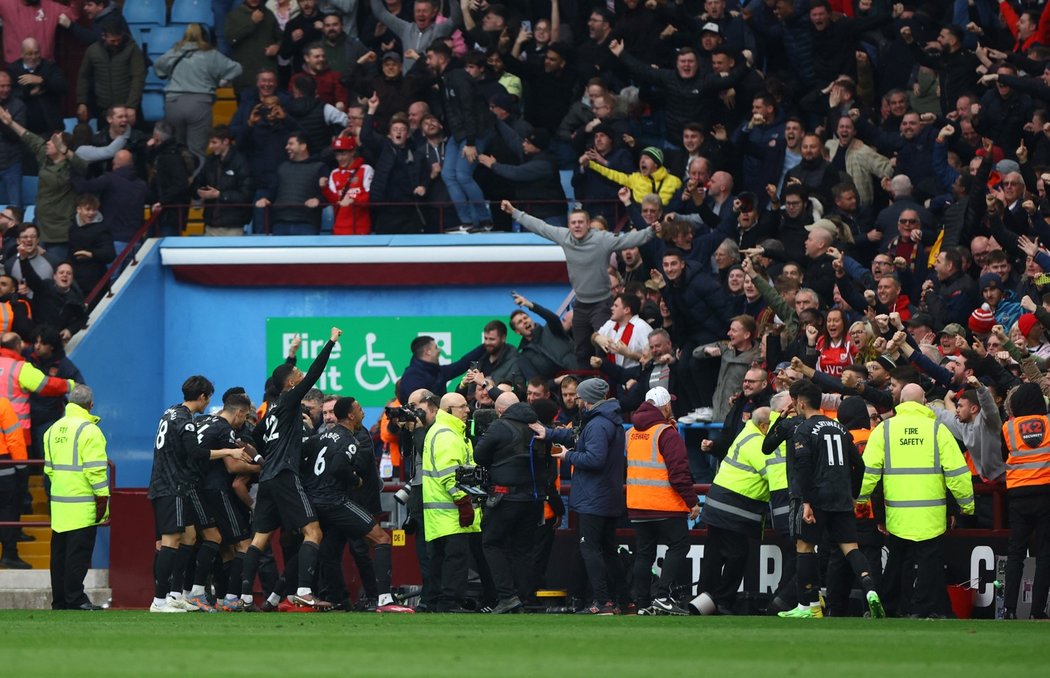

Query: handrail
0,458,117,527
84,210,163,309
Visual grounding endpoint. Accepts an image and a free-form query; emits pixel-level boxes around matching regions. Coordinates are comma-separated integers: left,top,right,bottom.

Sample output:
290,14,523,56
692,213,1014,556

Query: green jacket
21,131,88,243
859,401,974,541
225,5,282,92
76,37,146,110
43,403,109,533
422,409,480,540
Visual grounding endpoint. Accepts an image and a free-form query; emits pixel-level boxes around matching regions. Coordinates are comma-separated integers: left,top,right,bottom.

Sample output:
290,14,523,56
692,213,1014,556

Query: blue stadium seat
64,118,98,133
123,0,168,26
24,205,36,224
145,67,166,89
171,0,212,25
143,26,186,59
22,176,38,205
142,92,166,122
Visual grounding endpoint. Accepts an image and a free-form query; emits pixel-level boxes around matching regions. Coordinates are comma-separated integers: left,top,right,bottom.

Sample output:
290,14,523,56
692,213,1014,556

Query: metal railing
0,458,116,528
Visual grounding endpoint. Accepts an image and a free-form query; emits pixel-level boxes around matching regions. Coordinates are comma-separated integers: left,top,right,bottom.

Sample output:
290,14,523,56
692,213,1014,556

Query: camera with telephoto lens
385,405,425,424
454,465,490,499
394,484,412,505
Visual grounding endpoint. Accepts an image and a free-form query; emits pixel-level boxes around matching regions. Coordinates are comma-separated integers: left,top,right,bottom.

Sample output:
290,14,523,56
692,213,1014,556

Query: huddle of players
147,327,413,613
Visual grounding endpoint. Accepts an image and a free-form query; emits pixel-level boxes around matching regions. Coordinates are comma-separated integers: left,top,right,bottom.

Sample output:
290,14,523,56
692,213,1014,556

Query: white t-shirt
596,315,653,369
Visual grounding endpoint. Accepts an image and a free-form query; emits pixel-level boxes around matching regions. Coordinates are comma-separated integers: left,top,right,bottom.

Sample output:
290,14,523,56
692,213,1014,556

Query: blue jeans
442,136,491,227
0,162,22,206
272,222,319,235
212,0,237,55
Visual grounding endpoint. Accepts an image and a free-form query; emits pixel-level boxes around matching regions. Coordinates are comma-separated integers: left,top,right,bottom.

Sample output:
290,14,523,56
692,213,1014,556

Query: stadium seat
24,205,36,223
64,117,77,134
145,67,166,89
123,0,168,26
142,92,166,122
142,26,186,59
171,0,212,25
22,176,38,205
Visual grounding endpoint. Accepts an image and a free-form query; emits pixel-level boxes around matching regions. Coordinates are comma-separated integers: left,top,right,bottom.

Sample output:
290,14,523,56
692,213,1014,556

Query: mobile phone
470,361,480,371
521,20,532,33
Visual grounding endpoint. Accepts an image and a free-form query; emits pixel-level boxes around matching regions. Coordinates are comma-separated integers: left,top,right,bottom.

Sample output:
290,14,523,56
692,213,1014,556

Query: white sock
183,589,192,598
378,593,393,606
296,587,312,597
266,592,280,606
191,585,206,596
153,597,167,607
225,594,239,602
242,594,254,604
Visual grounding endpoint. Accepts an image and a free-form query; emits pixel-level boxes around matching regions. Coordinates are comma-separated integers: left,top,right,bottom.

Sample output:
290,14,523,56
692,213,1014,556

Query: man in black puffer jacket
66,194,115,297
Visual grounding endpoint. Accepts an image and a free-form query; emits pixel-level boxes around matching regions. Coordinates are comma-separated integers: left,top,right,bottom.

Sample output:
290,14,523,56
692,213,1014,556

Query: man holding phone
194,125,254,236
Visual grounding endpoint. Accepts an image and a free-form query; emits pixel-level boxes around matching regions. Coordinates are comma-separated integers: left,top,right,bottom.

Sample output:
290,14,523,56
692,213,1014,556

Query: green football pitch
3,611,1048,677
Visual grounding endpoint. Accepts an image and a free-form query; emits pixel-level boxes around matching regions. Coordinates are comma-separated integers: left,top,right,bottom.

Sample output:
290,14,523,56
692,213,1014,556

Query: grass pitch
3,611,1047,677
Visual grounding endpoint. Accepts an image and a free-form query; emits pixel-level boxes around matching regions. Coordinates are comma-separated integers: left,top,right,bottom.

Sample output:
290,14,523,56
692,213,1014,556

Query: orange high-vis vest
0,301,14,333
850,427,874,519
1002,415,1050,490
626,423,688,513
543,455,562,520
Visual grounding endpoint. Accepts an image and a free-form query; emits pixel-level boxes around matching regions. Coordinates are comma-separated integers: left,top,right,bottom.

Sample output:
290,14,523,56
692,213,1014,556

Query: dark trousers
570,298,612,368
50,525,97,609
429,533,470,611
576,512,625,604
699,524,750,611
0,474,19,558
632,517,689,605
769,529,798,610
407,487,435,608
882,533,947,618
482,499,542,601
1005,493,1050,618
531,517,558,591
825,518,883,616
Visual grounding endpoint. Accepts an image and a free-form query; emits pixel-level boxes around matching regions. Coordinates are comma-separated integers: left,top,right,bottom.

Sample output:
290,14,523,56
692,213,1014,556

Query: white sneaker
696,408,715,422
150,600,187,613
167,597,200,611
678,415,697,424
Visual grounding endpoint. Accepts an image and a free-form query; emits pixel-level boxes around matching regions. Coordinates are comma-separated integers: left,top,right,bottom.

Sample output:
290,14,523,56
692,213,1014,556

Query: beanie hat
837,396,870,431
979,272,1003,291
576,378,610,405
968,304,995,335
641,146,664,166
1009,382,1047,417
1018,313,1039,338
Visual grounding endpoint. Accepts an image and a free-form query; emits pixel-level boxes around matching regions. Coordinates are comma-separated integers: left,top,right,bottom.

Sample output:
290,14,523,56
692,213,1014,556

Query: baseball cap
701,22,721,34
938,323,966,338
645,386,675,407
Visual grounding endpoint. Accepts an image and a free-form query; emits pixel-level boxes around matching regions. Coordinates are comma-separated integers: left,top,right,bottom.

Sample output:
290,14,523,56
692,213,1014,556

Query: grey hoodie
155,44,243,97
933,385,1005,481
513,210,654,303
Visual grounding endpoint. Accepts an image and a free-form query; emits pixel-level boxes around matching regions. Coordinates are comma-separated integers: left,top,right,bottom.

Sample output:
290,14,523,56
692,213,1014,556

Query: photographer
473,392,546,614
422,392,480,613
393,389,440,610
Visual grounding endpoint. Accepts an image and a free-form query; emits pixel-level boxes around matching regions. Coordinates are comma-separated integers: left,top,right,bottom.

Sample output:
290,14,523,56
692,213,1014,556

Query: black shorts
182,487,216,529
790,501,858,546
316,501,376,540
152,495,186,537
204,489,252,544
253,471,317,534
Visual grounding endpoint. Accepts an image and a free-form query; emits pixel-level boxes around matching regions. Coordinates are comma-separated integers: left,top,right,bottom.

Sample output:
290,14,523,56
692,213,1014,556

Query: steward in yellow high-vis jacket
859,384,973,618
43,386,108,610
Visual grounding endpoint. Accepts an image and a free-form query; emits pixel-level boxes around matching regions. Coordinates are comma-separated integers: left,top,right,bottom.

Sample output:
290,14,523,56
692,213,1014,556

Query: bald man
70,144,148,249
474,391,546,614
859,379,973,618
422,391,480,612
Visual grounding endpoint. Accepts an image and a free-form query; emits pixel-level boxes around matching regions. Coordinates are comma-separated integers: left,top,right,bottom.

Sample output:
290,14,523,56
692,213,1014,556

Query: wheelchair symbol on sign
355,333,398,391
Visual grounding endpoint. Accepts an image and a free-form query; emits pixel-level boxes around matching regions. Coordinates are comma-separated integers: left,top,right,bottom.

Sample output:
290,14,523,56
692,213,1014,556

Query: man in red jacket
626,386,699,615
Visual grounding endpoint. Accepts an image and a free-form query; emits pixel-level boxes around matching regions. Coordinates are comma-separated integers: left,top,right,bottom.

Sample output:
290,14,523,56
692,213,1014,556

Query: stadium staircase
0,475,111,608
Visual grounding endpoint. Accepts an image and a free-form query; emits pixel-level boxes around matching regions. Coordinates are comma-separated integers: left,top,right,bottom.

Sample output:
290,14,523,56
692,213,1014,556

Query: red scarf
607,320,635,363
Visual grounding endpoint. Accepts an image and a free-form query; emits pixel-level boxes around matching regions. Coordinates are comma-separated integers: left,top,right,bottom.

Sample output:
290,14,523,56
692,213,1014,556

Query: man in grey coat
501,199,658,368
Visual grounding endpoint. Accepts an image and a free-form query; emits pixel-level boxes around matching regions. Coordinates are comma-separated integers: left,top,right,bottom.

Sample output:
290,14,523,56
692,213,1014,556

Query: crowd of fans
3,0,1050,613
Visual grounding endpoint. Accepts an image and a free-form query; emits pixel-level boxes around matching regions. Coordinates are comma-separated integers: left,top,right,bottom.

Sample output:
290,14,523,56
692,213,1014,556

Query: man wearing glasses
421,392,479,612
7,224,53,285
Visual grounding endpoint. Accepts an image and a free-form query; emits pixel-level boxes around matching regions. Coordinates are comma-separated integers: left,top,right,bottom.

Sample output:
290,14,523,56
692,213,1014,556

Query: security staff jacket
859,401,975,541
43,403,109,533
422,409,480,541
